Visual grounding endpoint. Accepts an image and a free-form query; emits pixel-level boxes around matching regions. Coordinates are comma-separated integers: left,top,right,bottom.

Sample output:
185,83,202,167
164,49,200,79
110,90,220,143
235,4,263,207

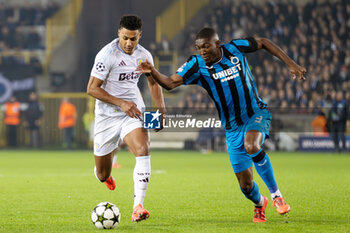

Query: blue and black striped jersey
176,37,267,131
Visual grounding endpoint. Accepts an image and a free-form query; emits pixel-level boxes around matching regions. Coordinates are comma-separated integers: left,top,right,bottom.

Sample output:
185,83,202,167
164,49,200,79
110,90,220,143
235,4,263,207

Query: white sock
94,166,103,182
113,154,117,164
255,194,264,207
271,189,282,200
133,155,151,208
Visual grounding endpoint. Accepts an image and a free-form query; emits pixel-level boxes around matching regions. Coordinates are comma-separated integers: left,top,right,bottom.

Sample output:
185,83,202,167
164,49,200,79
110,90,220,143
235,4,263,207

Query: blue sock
252,150,278,193
240,181,261,205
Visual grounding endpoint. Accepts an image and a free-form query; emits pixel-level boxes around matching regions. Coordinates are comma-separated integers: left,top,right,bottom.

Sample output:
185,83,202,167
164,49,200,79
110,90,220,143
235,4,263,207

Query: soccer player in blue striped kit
136,27,306,222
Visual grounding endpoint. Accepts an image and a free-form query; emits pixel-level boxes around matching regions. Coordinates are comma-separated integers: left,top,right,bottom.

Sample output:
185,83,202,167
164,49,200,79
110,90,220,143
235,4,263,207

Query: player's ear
215,40,221,48
117,29,120,38
138,30,142,39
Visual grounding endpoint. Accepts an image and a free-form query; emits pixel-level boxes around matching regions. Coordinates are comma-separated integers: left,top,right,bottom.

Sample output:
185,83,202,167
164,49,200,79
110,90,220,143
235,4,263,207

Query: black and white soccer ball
91,202,121,229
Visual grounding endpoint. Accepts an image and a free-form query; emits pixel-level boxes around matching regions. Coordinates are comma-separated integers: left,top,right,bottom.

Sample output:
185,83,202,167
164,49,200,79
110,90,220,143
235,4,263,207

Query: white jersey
90,38,154,116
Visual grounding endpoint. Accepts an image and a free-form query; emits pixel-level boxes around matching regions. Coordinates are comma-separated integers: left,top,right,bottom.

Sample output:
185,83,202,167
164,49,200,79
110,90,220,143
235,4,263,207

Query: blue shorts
226,109,271,173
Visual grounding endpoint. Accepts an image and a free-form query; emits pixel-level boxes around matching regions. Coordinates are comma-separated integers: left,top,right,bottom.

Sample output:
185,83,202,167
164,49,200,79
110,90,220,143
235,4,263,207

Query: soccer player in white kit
87,15,165,222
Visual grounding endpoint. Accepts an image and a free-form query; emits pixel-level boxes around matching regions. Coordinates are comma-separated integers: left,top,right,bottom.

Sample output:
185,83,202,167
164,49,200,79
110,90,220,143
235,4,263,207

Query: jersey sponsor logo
230,56,240,65
118,60,126,66
96,62,106,72
118,72,139,81
211,56,241,82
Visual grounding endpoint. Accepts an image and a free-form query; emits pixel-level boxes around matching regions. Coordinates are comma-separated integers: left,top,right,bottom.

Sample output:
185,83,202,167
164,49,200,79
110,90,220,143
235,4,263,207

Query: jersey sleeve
90,48,112,81
230,37,258,53
176,56,200,85
144,50,154,66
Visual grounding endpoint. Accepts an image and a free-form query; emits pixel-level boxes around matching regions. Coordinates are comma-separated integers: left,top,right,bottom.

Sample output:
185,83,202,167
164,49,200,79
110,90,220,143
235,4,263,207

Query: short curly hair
119,15,142,30
196,27,218,40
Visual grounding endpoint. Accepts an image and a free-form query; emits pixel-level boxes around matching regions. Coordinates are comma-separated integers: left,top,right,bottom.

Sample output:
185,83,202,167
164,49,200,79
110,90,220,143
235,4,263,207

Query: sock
94,166,103,182
133,155,151,208
252,150,279,197
271,189,282,200
241,181,261,205
256,194,265,207
113,155,117,164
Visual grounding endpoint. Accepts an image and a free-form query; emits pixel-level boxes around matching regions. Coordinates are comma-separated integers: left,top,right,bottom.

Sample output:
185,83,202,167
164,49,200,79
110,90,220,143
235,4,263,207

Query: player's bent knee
240,180,254,192
244,142,260,155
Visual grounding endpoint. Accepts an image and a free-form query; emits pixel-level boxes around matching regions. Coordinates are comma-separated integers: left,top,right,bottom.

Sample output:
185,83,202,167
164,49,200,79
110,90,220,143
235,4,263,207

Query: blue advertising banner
299,136,350,152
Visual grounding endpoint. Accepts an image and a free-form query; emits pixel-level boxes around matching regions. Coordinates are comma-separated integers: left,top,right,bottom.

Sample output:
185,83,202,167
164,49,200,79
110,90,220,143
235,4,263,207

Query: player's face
195,37,221,65
118,27,141,55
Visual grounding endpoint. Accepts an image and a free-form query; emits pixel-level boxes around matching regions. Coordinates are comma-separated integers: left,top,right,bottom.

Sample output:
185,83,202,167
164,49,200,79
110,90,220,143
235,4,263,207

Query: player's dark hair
119,15,142,30
196,27,217,40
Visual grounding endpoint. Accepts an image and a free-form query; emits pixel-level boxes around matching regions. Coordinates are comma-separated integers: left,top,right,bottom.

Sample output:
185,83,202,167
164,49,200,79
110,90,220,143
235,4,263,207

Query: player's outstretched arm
136,59,184,91
255,37,307,80
87,76,142,119
147,75,166,131
146,75,166,111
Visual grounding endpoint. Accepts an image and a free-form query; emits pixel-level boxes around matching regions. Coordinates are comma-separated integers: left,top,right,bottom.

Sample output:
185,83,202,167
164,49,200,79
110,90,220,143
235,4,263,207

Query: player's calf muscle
239,179,254,191
131,144,149,157
95,164,112,181
94,153,113,181
236,168,254,191
96,169,110,182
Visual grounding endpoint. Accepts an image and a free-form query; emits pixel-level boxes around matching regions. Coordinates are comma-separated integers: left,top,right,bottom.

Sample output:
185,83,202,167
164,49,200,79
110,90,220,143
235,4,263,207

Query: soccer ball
91,202,121,229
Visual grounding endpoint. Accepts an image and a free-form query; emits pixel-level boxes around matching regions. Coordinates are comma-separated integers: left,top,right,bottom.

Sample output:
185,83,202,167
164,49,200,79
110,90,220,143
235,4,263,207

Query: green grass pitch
0,150,349,233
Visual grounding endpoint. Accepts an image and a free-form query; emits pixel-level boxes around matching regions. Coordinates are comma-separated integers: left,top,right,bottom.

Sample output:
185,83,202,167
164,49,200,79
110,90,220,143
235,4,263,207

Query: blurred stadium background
0,0,349,152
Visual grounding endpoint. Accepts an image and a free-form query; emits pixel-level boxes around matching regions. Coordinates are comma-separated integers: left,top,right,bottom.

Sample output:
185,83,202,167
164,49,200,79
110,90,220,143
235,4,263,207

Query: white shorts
94,114,143,156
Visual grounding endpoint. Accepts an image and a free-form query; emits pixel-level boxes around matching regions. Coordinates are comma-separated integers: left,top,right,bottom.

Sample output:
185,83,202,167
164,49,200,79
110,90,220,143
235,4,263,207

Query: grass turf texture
0,150,349,233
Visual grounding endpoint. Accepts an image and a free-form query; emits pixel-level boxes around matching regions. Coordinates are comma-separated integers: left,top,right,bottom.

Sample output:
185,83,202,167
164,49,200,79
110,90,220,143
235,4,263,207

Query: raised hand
136,59,153,74
288,63,307,80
